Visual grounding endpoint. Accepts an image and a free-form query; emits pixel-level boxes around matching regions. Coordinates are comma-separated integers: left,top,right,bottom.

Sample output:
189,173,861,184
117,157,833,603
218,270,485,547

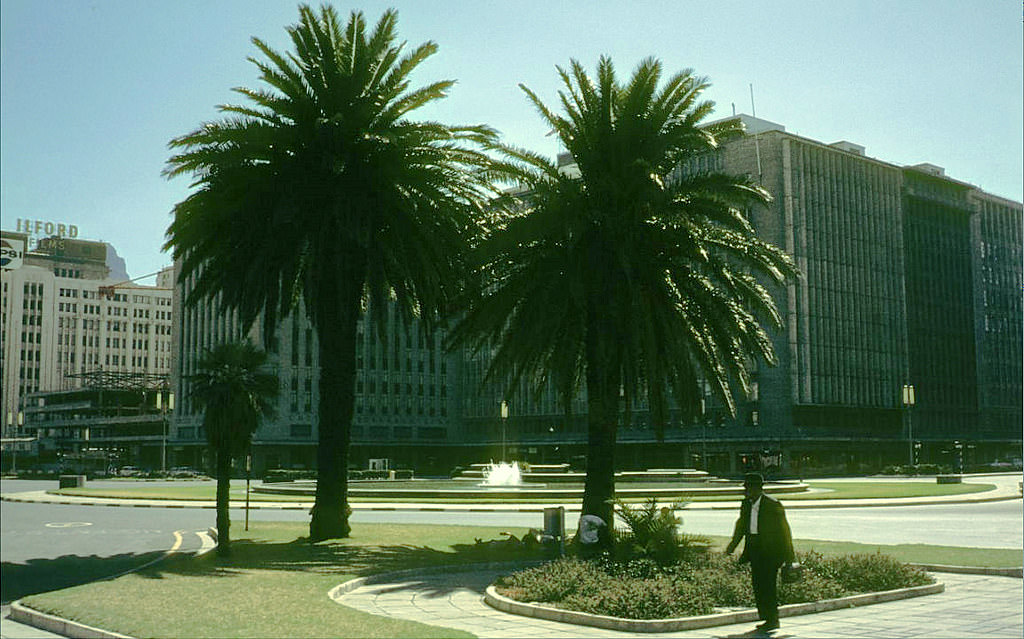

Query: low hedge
263,468,414,483
879,463,953,476
495,550,932,620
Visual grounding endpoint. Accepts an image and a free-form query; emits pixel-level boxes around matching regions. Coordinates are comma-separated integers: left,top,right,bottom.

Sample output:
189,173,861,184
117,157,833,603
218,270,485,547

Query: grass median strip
19,522,1021,639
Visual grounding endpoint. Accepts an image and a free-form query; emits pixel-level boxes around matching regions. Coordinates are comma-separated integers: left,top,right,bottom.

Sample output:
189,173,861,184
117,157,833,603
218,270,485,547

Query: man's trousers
748,543,781,624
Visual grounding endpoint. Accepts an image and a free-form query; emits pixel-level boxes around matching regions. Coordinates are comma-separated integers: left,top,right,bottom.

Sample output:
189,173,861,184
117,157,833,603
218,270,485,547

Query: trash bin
543,506,565,555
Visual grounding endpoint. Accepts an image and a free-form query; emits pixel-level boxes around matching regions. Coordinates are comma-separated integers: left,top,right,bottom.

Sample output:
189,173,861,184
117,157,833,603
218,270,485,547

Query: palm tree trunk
581,307,620,530
215,445,232,557
310,274,362,542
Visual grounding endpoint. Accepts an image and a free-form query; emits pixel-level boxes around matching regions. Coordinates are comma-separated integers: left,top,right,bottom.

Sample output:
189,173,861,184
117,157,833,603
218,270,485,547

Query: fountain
253,462,810,500
481,461,523,486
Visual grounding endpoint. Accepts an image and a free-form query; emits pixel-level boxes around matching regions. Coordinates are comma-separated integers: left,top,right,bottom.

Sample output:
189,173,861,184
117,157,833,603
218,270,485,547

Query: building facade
460,116,1022,475
167,116,1022,477
1,230,174,469
170,265,465,475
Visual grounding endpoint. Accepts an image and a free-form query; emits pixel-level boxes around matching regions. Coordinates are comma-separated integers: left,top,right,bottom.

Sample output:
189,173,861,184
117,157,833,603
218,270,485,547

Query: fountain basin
454,466,711,484
252,479,809,500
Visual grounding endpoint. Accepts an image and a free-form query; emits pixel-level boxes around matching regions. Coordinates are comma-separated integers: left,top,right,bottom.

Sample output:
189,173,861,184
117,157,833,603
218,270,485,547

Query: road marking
196,530,217,555
170,529,184,552
44,521,92,528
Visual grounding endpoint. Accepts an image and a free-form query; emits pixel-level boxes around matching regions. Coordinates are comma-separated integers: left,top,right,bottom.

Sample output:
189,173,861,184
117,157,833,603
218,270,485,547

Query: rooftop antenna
732,102,736,117
750,84,763,183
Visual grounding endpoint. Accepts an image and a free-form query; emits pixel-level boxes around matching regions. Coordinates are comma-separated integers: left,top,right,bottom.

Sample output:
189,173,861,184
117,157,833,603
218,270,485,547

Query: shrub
690,567,752,607
262,468,414,482
263,469,317,483
498,548,936,620
592,555,667,580
612,498,709,566
558,575,716,619
880,463,953,476
822,552,932,592
779,570,851,604
495,557,604,603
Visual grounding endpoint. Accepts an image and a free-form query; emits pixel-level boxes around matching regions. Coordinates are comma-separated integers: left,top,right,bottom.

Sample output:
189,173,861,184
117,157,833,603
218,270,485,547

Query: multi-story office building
170,116,1022,476
171,267,464,474
1,230,174,467
461,116,1022,475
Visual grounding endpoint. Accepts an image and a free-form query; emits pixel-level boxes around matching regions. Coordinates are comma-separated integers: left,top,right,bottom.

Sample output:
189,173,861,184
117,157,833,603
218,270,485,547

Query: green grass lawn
49,479,997,503
781,481,994,500
698,535,1021,568
19,522,1021,639
52,484,313,502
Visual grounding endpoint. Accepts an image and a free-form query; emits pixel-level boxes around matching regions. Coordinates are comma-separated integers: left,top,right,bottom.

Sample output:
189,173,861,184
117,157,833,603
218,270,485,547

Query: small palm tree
164,6,498,541
451,57,798,526
190,341,278,557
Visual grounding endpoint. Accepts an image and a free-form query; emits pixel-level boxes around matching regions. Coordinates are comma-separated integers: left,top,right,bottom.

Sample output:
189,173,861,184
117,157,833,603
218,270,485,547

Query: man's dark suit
726,494,795,626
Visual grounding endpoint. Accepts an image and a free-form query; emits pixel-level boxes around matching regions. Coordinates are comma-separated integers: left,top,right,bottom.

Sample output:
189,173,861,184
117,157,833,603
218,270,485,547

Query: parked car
169,466,199,478
118,466,142,477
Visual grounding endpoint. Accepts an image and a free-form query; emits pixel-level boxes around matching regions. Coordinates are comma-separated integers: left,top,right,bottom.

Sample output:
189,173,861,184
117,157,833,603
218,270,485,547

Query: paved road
1,480,215,638
342,499,1024,549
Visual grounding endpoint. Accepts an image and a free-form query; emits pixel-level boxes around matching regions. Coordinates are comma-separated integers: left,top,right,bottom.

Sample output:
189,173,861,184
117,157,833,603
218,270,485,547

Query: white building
1,230,173,437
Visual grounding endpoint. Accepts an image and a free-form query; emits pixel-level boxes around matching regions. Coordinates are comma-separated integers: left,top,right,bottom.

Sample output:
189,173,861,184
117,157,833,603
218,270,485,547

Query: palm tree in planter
190,341,278,557
164,6,499,541
450,57,798,527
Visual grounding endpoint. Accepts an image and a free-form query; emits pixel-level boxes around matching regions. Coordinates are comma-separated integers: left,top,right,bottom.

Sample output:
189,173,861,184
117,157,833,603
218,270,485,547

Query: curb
483,581,945,632
911,563,1023,578
9,601,133,639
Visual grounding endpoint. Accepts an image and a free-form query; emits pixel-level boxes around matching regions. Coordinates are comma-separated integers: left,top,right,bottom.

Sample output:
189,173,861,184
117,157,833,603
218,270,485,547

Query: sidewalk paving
337,567,1023,638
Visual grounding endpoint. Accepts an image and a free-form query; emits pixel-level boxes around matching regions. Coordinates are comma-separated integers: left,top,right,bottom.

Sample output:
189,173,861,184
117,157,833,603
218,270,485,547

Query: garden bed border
483,580,945,632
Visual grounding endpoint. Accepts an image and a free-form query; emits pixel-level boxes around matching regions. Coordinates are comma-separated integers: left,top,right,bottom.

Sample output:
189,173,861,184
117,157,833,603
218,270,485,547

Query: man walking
725,472,796,633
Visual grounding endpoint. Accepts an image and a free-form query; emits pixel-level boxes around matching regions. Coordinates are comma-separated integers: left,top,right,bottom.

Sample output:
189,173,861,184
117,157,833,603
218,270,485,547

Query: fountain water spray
482,461,523,486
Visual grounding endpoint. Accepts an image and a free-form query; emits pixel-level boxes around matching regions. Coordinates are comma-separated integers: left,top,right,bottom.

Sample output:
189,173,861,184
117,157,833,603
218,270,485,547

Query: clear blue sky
2,0,1021,280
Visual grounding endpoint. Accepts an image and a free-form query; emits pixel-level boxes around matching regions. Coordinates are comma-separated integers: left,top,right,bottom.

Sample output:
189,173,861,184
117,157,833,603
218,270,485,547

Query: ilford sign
15,219,80,239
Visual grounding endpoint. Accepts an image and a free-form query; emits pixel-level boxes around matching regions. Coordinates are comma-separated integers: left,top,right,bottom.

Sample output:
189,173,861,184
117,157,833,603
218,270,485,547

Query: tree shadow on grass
1,550,168,603
131,531,549,598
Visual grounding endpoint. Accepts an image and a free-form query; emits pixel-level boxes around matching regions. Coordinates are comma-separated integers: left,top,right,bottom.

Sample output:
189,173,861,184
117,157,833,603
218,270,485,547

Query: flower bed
495,551,934,620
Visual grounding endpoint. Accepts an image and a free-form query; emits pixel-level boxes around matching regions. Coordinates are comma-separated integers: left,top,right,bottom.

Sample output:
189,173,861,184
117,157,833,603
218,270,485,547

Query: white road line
196,530,217,556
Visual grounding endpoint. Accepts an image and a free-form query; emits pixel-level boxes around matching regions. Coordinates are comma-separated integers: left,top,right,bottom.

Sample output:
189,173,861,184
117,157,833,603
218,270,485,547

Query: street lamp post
245,450,252,531
700,397,708,473
500,401,509,463
156,391,174,472
5,412,11,474
902,384,916,467
6,411,24,474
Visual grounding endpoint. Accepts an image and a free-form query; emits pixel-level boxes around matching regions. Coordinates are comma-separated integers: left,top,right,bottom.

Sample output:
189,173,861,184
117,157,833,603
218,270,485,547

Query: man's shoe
756,620,780,631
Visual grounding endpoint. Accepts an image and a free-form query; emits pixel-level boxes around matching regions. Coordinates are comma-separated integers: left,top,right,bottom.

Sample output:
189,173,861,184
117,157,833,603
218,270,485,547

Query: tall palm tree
190,341,278,557
164,6,498,540
451,57,798,527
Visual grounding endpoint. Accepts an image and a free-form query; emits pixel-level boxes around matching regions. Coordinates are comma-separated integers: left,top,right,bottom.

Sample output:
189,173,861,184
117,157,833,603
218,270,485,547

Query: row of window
355,380,447,398
356,403,447,417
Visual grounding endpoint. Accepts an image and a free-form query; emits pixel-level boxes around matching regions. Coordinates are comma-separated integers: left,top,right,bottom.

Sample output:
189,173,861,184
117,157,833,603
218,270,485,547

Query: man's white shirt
749,495,762,534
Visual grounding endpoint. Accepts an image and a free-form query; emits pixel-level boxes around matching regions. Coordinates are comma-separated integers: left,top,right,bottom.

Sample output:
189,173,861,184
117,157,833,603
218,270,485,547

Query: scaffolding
64,370,170,392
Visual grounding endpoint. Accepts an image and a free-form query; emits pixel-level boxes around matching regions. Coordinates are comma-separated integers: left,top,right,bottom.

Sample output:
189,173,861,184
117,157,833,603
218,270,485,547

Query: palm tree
190,341,278,557
450,57,798,527
163,6,498,541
